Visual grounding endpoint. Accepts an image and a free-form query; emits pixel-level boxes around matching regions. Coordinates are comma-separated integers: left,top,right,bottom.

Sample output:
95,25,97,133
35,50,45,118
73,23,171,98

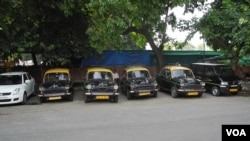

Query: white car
0,72,36,105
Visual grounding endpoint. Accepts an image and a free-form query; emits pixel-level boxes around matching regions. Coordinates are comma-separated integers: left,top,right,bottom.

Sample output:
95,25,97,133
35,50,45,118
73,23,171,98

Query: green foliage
0,0,90,66
196,0,250,66
86,0,206,69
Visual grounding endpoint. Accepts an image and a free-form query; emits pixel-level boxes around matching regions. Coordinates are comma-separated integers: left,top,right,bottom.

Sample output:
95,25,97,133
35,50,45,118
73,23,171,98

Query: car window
23,74,28,82
89,71,113,80
45,73,69,82
172,69,193,78
0,75,22,85
128,70,149,78
214,66,235,76
27,73,32,80
205,67,215,76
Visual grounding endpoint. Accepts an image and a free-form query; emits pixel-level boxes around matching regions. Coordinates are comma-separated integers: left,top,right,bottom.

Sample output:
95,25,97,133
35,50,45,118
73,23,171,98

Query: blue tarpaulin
81,50,151,67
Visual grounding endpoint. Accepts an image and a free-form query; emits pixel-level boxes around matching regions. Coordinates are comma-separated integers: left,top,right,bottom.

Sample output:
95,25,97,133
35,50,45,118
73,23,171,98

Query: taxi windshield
172,69,194,78
45,73,69,82
88,71,113,80
127,70,150,79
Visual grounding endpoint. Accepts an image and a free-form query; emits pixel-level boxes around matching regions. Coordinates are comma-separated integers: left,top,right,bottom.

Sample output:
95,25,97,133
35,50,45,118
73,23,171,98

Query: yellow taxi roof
124,66,149,72
162,66,191,71
87,67,112,73
45,68,70,74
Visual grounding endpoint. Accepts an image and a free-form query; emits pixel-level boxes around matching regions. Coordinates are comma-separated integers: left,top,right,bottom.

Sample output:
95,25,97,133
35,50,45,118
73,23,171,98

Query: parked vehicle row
0,62,244,105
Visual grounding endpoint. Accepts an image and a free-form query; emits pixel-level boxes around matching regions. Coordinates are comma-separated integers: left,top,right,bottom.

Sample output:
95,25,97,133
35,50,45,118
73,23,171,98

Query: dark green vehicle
119,66,158,99
190,63,243,96
156,66,205,98
38,68,74,103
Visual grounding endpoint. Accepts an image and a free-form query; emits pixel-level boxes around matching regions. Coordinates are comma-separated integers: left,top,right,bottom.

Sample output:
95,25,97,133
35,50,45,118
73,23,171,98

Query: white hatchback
0,72,36,105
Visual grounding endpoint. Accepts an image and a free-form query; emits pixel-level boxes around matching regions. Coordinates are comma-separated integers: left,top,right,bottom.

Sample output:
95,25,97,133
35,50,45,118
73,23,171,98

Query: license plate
230,88,238,92
96,96,109,99
48,96,62,100
139,92,150,96
188,92,198,96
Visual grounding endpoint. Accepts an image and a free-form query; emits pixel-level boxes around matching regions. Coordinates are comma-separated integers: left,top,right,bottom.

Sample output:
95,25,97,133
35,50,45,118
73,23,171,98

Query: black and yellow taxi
156,65,205,98
38,68,73,102
119,66,158,99
83,67,119,103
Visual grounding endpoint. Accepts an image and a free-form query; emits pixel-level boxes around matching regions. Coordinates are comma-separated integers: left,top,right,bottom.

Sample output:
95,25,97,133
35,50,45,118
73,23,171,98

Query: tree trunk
31,52,38,67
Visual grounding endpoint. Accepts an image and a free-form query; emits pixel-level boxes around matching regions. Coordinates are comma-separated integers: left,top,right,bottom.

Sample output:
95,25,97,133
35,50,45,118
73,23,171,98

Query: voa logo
226,129,246,136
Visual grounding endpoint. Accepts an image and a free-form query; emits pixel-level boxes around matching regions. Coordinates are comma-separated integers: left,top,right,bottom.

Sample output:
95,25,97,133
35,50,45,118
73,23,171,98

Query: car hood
40,80,70,89
87,79,115,87
129,77,154,85
0,85,21,92
173,77,199,84
219,75,241,82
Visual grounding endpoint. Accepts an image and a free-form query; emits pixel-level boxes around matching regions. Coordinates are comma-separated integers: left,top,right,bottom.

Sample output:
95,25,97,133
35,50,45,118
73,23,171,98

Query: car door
23,73,33,96
157,69,171,91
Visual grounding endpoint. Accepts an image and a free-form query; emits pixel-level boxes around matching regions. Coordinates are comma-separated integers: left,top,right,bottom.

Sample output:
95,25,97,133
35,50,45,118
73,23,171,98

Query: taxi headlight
87,84,92,89
221,81,228,85
180,83,184,87
200,82,205,86
39,86,45,92
114,84,119,90
130,83,135,89
65,85,70,90
238,80,243,85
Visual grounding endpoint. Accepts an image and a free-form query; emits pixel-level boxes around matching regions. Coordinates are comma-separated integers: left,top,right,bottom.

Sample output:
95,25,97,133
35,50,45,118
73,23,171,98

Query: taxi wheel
84,96,90,103
113,96,118,103
171,87,178,98
211,86,220,96
68,95,73,101
126,89,132,100
39,98,45,103
153,92,157,97
22,93,27,105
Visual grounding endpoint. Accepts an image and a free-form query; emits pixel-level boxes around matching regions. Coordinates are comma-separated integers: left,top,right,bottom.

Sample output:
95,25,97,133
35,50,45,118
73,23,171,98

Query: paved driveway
0,89,249,141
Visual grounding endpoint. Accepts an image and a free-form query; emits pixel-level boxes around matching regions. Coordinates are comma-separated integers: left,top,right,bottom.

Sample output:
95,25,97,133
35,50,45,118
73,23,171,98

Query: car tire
113,96,118,103
31,86,36,97
22,93,27,105
171,87,178,98
39,98,45,104
126,89,132,100
211,86,220,96
198,93,203,97
68,95,73,101
84,96,90,103
153,92,157,97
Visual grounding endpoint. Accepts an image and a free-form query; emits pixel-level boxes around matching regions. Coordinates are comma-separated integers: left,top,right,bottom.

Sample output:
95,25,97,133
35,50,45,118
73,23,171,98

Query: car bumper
38,92,72,100
128,89,158,97
219,85,242,95
177,88,205,96
0,95,22,105
84,92,119,101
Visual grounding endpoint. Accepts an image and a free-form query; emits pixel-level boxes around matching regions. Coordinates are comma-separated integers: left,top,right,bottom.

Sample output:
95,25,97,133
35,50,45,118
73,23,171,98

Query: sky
146,2,212,50
167,6,205,47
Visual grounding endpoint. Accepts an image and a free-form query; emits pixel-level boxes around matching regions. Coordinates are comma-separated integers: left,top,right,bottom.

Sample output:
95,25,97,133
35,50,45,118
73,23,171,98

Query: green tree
0,0,90,67
86,0,206,70
195,0,250,67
